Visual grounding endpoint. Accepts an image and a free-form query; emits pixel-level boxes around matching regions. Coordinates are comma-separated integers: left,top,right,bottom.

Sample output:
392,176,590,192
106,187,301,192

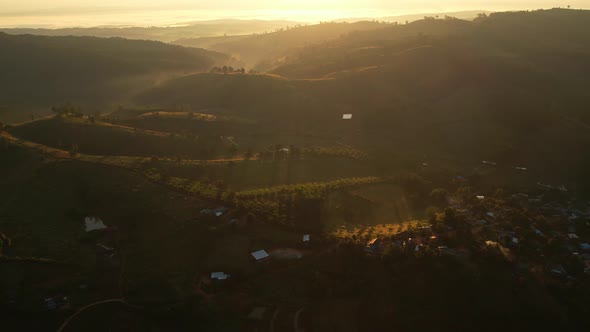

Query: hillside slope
0,33,228,122
172,21,389,70
138,10,590,191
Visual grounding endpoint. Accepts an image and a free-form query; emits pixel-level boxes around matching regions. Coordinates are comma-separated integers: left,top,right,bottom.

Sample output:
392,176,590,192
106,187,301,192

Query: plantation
146,158,377,191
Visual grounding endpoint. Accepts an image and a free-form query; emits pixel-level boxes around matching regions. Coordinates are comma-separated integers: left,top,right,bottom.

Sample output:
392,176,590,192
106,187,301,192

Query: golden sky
1,1,588,27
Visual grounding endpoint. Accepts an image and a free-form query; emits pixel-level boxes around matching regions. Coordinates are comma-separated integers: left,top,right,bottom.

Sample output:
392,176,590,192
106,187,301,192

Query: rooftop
251,250,270,261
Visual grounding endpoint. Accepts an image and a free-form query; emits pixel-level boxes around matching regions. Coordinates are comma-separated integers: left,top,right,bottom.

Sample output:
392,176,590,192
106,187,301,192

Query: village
2,109,590,330
38,172,585,331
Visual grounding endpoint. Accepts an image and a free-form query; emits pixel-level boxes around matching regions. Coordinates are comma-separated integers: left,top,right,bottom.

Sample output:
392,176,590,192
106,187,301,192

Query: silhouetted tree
228,143,238,156
244,148,253,160
69,144,79,157
429,188,448,205
443,207,457,227
425,206,439,223
51,103,82,117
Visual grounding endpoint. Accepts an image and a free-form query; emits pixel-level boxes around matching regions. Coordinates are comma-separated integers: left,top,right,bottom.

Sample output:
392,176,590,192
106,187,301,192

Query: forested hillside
173,21,389,70
138,9,590,192
0,33,228,122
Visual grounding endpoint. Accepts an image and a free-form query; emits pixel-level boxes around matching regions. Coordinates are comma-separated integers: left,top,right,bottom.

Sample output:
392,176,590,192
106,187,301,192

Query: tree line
210,66,246,74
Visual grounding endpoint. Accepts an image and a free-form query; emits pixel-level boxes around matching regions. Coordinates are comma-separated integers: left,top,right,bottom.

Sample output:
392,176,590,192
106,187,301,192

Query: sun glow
1,1,589,28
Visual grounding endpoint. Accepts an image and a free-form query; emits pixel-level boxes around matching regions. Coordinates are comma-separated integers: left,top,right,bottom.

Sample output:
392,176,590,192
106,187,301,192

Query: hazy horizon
1,0,589,28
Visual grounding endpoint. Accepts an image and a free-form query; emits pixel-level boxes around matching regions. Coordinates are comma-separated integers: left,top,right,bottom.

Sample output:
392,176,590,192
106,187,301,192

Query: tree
51,103,82,118
425,206,439,223
69,144,79,157
443,207,457,227
244,148,253,160
228,143,238,156
429,188,448,205
457,186,472,200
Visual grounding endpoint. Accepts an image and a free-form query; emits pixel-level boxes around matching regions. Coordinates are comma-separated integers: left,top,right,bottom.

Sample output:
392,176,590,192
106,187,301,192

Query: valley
1,8,590,331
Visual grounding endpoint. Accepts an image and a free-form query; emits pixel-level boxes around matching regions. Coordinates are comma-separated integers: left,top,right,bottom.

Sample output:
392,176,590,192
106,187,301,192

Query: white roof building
251,250,270,261
248,307,267,320
476,196,485,200
84,217,106,232
303,234,310,242
342,114,352,120
568,234,580,240
210,272,231,280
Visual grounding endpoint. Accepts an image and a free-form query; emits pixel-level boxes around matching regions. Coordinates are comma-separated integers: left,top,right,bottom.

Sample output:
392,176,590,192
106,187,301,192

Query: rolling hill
4,9,590,331
137,9,590,192
0,33,229,122
172,21,390,70
0,19,298,42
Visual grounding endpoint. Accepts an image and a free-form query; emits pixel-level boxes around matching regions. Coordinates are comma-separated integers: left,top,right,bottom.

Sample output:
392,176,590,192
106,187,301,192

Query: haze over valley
2,2,590,331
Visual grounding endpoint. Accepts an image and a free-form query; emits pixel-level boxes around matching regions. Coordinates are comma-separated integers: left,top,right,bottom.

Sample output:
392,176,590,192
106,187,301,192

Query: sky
1,1,588,27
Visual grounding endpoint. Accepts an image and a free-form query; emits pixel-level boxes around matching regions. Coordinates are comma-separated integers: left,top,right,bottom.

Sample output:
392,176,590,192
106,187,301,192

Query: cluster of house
364,227,464,257
361,189,590,283
468,193,590,277
208,235,311,284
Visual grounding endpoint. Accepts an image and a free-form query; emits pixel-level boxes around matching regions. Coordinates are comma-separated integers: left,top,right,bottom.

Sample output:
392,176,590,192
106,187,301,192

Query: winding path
294,307,306,332
56,299,124,332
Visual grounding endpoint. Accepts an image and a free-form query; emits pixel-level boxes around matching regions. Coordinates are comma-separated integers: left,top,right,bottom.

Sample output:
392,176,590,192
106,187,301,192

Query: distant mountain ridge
0,20,300,43
333,10,493,23
172,21,390,70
